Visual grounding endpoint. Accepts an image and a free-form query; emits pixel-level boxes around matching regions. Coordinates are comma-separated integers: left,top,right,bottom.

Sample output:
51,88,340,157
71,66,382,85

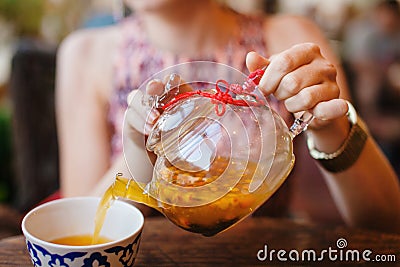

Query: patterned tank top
108,14,267,160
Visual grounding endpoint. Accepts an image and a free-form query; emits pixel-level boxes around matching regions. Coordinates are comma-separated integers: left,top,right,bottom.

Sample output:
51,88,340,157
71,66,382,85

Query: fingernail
165,74,181,91
146,79,164,95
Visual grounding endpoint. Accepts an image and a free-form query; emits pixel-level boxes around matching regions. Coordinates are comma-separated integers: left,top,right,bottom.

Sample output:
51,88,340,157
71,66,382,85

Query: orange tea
94,155,293,237
50,234,113,246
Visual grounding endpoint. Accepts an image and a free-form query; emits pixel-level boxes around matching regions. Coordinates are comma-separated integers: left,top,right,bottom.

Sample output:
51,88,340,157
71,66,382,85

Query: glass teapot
117,62,312,236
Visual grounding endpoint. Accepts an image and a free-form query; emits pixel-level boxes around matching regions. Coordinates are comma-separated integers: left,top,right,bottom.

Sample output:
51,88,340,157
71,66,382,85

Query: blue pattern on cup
25,232,142,267
105,232,142,267
82,252,110,267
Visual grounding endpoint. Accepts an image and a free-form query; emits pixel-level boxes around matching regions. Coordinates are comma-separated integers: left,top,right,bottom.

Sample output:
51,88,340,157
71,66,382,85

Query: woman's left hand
246,43,348,130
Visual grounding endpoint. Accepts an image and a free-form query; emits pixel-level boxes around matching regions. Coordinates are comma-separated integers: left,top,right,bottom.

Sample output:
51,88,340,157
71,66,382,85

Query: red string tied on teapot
247,68,265,85
161,68,266,116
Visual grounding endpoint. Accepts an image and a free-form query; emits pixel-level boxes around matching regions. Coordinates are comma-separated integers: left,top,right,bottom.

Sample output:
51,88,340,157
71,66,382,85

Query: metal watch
306,101,368,173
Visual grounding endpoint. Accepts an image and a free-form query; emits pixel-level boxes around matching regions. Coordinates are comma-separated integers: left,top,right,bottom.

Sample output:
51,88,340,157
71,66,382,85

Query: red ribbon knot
161,69,266,116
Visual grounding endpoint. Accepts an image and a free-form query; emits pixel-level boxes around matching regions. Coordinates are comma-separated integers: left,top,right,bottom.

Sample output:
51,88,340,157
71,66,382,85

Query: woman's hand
125,80,163,135
125,74,193,135
246,43,348,130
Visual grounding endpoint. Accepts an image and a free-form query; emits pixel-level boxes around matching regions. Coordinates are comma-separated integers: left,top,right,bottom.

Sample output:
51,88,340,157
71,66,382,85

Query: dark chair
9,39,59,212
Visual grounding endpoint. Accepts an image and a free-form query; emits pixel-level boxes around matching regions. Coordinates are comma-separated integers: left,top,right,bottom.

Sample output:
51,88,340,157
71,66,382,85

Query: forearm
308,117,400,233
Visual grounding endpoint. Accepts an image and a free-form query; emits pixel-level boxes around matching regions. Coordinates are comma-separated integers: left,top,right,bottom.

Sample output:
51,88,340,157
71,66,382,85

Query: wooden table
1,217,399,266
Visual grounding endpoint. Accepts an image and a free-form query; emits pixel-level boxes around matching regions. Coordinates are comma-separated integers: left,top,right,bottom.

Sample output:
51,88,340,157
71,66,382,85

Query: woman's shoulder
58,25,121,62
57,25,123,99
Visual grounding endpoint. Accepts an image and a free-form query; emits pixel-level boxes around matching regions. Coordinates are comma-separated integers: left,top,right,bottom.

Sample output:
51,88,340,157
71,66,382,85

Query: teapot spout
112,175,161,212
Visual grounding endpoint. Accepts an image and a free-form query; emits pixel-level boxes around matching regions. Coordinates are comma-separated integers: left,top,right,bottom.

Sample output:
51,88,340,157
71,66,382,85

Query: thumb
246,51,270,72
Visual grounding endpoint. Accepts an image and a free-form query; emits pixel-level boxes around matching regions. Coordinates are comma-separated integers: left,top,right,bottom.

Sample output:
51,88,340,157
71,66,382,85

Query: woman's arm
253,15,400,233
56,27,156,198
56,28,120,197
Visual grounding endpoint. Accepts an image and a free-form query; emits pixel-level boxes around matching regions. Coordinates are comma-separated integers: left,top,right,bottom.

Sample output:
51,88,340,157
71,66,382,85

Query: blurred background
0,0,399,238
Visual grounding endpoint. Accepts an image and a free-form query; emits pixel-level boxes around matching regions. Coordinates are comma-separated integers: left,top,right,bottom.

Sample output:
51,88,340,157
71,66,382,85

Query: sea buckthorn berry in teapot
96,62,313,237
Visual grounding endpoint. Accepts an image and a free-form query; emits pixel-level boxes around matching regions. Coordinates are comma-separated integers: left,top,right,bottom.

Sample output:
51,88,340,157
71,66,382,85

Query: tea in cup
21,197,144,267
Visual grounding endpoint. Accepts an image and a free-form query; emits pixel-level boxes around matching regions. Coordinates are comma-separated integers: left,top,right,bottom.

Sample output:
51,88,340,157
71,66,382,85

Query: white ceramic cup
21,197,144,267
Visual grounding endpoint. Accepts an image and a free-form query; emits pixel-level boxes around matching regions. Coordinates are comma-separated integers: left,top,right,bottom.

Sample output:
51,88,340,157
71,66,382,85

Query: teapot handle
289,111,314,138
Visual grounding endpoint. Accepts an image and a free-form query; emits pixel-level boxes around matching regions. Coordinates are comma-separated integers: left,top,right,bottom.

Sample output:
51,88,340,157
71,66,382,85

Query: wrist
306,101,369,173
306,115,350,154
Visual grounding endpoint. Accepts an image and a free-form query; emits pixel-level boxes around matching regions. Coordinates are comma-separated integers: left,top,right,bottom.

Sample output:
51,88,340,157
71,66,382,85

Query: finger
126,105,159,134
146,79,164,95
126,88,160,131
127,90,141,106
125,106,147,134
159,72,195,94
259,43,320,95
147,74,192,97
274,63,324,100
163,73,181,92
163,74,193,93
284,83,340,113
246,51,270,72
177,81,194,93
147,108,160,123
311,99,348,121
142,108,160,134
132,85,161,117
